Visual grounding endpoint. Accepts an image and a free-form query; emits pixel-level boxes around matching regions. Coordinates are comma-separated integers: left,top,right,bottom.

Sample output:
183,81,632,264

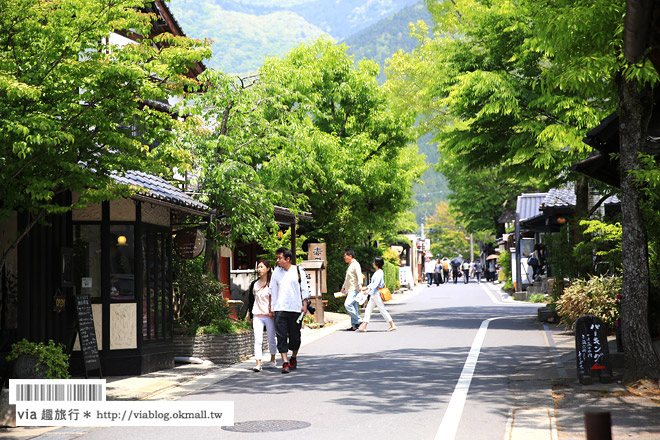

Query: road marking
435,315,535,440
480,283,502,304
543,324,568,379
434,317,494,440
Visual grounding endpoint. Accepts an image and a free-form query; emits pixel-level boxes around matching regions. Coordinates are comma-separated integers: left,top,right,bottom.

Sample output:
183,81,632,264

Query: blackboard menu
575,315,612,385
75,294,102,377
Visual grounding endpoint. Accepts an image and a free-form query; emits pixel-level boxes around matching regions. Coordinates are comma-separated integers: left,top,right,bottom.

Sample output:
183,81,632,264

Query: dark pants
274,311,302,354
443,270,449,284
435,272,442,285
463,269,469,283
452,270,459,283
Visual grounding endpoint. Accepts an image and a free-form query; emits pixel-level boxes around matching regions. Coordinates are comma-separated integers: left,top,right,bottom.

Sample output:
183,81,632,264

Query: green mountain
168,0,419,74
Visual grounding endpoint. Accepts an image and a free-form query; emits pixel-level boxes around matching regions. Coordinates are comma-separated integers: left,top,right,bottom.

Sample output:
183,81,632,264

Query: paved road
64,281,544,440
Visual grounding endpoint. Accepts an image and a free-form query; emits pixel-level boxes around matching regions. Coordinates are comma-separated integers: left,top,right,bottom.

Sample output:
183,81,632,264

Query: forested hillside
168,0,418,73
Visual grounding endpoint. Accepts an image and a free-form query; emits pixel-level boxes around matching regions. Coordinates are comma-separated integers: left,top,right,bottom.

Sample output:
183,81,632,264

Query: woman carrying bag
357,257,397,333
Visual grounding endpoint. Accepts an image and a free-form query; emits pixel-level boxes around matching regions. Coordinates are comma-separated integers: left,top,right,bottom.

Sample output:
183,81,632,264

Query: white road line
480,283,502,304
435,315,535,440
435,317,494,440
543,324,568,379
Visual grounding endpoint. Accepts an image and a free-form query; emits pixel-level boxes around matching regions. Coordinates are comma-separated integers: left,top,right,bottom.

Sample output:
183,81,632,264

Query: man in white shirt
271,247,310,374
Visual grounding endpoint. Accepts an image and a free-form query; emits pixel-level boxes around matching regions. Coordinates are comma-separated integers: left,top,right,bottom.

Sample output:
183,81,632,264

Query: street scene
3,1,660,439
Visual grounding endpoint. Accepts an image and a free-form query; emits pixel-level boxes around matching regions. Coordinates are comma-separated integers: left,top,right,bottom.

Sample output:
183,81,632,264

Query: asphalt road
69,280,544,440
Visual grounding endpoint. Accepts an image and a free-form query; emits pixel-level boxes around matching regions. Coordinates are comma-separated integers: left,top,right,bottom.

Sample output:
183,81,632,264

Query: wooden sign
575,315,612,384
307,243,327,293
174,229,205,259
75,294,103,378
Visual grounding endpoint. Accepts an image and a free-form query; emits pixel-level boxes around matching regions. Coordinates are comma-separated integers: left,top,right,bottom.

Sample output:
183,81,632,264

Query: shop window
73,225,102,299
109,225,135,300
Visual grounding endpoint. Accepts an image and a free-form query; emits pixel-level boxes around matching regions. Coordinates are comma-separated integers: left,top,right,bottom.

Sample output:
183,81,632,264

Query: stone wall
173,331,268,365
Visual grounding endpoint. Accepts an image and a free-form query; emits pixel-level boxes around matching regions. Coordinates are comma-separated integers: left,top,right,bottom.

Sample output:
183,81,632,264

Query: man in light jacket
341,248,363,331
271,247,310,374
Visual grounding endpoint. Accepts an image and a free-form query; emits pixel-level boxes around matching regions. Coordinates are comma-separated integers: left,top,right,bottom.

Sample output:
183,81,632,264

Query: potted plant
6,339,70,379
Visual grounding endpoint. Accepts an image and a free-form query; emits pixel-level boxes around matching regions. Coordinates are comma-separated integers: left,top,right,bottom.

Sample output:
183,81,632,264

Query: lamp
556,217,567,225
117,235,127,246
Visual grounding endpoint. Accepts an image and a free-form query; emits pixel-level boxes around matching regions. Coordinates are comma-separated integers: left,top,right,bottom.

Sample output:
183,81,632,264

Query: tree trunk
572,175,590,247
618,74,660,382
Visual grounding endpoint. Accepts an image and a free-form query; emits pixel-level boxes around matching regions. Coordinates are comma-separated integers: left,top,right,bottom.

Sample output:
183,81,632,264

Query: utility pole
470,233,474,262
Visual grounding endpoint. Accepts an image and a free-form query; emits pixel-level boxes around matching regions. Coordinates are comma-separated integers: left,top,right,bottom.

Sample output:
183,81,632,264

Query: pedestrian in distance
451,260,461,284
473,259,483,283
441,257,450,284
341,248,363,331
271,247,310,374
357,257,397,332
247,258,277,372
462,260,470,284
424,257,436,287
434,258,443,285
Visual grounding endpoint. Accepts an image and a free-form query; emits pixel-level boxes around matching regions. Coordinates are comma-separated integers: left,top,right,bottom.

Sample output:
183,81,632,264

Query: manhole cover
221,420,311,433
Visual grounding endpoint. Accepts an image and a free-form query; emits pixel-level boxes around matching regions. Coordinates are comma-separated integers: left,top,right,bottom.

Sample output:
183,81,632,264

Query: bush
555,275,621,332
529,293,546,303
173,256,231,329
7,339,70,379
382,248,401,267
323,292,347,313
383,261,400,290
194,318,252,335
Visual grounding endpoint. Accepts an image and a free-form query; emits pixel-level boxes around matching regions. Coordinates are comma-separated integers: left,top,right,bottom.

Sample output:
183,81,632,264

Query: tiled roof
516,193,546,222
112,170,210,215
542,185,620,208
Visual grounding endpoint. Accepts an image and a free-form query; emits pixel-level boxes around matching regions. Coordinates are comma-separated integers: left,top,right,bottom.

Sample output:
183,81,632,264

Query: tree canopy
0,0,211,264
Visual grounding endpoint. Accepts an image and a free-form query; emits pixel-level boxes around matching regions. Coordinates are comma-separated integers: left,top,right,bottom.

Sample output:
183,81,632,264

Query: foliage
184,38,425,264
194,319,252,335
529,294,547,304
7,339,70,379
173,256,231,328
385,0,615,234
322,292,347,314
499,250,514,290
0,0,211,269
383,261,401,290
427,202,469,257
382,248,402,267
546,221,622,282
555,275,622,332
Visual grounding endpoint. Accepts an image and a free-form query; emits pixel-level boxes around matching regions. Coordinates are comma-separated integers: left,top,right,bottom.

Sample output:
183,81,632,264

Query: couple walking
341,249,397,333
248,247,310,374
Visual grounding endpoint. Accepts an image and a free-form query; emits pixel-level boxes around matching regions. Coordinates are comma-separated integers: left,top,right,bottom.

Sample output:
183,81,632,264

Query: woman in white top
357,257,397,332
247,258,277,371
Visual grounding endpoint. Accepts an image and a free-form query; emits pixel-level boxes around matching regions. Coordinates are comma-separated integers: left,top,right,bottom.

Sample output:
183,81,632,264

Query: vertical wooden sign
307,243,327,293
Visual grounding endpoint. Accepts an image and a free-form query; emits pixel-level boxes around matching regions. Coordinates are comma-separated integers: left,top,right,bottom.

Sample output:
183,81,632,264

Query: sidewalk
484,281,660,439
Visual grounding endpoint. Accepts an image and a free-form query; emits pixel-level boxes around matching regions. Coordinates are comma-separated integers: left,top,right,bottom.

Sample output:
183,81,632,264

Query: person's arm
356,262,363,289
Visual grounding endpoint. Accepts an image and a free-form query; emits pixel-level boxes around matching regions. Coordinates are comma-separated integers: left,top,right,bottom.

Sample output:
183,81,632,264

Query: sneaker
281,362,290,374
289,357,297,370
267,360,277,369
252,365,262,372
387,326,398,332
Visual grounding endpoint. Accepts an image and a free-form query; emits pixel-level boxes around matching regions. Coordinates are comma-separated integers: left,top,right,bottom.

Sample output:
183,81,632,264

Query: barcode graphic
9,380,106,403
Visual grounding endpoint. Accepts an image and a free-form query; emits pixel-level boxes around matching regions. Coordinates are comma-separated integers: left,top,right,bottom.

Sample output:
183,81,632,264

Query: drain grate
222,420,311,433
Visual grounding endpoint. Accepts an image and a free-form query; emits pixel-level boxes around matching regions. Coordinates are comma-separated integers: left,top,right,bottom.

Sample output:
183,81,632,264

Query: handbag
378,286,392,302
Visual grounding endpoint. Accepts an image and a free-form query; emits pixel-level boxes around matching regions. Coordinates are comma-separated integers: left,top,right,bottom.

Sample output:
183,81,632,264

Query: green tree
258,37,427,251
0,0,211,268
427,202,469,257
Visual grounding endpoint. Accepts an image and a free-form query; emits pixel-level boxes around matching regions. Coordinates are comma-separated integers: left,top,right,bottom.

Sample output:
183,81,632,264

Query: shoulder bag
377,275,392,302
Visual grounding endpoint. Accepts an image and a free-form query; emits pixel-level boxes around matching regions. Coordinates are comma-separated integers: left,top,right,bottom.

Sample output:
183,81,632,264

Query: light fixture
556,217,567,225
117,235,127,246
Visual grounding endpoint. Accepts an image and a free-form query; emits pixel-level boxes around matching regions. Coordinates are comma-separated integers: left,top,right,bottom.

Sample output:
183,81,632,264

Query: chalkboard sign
575,315,612,385
75,294,103,378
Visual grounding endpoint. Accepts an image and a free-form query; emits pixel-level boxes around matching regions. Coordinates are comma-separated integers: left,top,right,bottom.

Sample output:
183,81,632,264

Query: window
73,225,102,299
109,225,135,300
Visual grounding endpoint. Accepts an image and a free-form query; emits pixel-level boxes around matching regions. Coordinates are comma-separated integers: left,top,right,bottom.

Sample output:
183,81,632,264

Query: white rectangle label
10,380,106,403
14,401,234,426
